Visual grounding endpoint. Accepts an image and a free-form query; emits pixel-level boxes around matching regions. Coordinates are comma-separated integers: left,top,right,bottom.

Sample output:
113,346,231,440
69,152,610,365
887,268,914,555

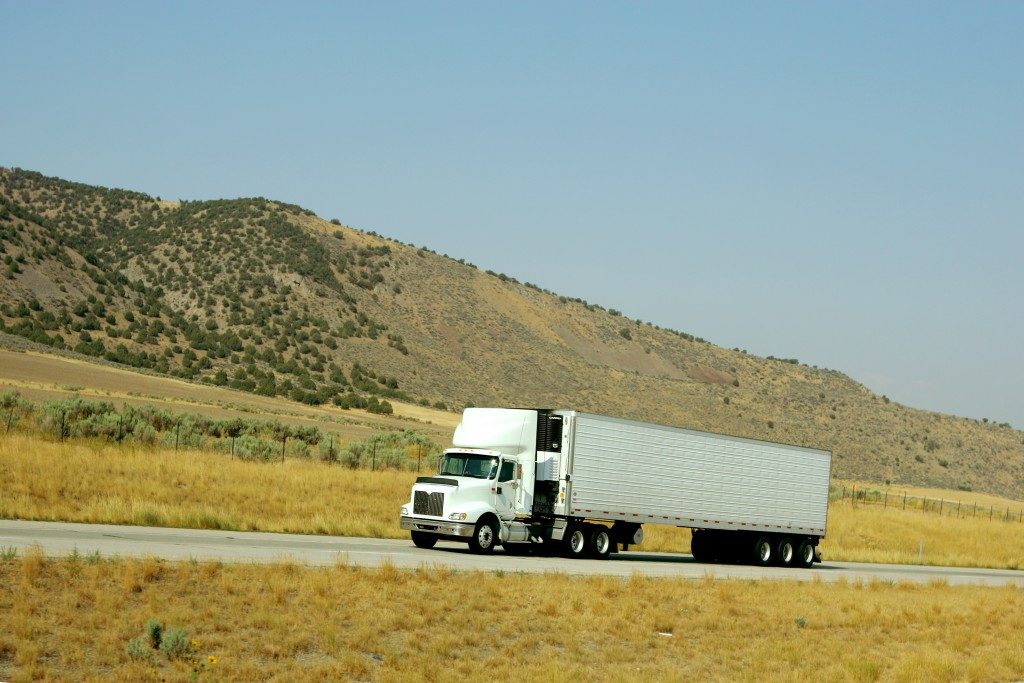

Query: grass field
1,550,1022,681
4,432,1024,569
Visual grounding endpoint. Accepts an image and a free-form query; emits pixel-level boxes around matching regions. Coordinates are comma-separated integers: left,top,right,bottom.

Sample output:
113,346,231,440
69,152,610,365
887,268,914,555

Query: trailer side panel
567,413,830,535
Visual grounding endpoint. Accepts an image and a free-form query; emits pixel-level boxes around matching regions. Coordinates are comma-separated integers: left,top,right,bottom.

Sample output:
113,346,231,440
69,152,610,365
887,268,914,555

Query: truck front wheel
468,518,498,554
411,531,437,549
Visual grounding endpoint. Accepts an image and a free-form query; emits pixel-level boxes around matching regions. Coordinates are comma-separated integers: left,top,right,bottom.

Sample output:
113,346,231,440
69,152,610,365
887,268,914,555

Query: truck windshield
439,453,499,479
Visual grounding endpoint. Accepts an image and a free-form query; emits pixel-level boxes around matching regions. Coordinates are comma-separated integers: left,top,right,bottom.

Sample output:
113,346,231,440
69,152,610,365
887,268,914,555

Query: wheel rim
801,543,814,565
595,531,610,555
570,530,586,554
758,541,771,563
781,541,794,564
478,524,494,549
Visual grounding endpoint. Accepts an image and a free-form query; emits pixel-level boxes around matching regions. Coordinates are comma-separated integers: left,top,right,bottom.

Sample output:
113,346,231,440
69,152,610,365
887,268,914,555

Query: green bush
126,637,150,661
158,627,190,660
145,618,163,649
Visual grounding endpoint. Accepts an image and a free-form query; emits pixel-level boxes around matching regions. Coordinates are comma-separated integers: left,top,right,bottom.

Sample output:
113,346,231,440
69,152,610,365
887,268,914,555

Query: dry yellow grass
4,431,1024,569
0,433,416,539
642,501,1024,569
1,551,1023,681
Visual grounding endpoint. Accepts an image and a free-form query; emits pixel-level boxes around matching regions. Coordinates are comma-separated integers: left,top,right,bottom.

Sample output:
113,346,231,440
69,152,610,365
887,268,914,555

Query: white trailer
399,408,831,566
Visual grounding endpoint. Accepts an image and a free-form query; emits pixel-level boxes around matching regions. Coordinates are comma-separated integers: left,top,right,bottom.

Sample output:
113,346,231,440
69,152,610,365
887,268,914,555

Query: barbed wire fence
831,484,1024,523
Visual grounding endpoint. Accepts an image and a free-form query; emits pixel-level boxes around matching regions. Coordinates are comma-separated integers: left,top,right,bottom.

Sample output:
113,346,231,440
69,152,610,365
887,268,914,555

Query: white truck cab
400,408,540,552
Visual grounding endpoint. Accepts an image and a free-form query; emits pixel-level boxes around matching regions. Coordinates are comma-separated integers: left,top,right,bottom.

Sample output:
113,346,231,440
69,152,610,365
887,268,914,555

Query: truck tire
776,536,795,567
411,531,437,549
563,524,588,559
586,526,612,560
468,518,498,554
795,539,815,568
752,535,773,566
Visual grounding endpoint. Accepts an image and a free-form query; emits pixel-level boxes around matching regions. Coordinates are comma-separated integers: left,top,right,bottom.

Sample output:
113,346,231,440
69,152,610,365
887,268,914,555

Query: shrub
619,328,632,340
288,440,310,458
316,439,338,464
366,397,393,415
158,627,191,660
236,435,278,461
126,637,150,661
144,619,163,649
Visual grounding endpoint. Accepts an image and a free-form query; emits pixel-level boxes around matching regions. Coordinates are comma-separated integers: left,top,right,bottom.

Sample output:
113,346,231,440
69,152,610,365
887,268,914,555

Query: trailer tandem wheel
776,536,795,567
795,539,816,568
752,535,774,566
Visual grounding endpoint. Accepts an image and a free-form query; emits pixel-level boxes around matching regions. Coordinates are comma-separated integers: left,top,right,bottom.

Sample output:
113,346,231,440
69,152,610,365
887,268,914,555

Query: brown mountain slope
1,167,1021,497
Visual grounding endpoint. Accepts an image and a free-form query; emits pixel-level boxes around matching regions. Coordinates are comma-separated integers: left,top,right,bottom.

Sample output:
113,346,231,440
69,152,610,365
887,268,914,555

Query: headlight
401,507,409,516
448,512,467,521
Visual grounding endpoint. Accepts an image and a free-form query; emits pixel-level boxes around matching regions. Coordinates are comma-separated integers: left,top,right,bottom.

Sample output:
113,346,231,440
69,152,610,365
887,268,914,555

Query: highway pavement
2,519,1021,587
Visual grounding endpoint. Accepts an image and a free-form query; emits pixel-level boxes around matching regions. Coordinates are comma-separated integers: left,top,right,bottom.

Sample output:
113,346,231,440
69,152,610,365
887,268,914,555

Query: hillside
2,167,1022,497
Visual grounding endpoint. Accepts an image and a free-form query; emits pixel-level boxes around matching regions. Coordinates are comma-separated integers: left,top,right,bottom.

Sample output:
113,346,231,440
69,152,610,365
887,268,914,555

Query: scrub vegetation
2,167,1022,499
3,431,1023,569
0,390,442,466
1,550,1023,681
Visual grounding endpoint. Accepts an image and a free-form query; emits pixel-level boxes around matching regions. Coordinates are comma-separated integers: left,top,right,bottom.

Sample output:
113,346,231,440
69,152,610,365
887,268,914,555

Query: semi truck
399,408,831,567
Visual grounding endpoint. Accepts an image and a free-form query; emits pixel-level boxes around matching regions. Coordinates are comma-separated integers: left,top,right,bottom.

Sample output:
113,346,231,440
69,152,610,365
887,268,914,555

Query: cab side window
499,461,516,482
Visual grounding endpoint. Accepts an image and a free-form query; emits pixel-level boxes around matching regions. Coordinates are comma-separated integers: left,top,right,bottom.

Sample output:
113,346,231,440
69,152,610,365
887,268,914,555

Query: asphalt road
2,520,1021,587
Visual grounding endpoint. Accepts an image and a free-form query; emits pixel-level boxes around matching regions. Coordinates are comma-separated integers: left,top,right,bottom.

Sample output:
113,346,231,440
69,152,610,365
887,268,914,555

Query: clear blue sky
3,2,1022,427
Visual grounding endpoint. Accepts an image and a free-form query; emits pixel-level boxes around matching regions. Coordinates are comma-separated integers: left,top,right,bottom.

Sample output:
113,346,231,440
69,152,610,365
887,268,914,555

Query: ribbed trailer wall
568,413,831,536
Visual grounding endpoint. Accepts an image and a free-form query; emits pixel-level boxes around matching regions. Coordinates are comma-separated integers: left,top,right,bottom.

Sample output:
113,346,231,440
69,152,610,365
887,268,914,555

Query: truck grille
414,491,444,516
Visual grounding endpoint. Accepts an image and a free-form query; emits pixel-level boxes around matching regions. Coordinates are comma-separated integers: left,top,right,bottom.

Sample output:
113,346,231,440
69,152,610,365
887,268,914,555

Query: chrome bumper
400,516,475,538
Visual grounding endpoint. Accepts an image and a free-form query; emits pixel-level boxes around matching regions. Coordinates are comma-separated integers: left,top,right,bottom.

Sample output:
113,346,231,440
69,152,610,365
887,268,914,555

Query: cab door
493,459,519,521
